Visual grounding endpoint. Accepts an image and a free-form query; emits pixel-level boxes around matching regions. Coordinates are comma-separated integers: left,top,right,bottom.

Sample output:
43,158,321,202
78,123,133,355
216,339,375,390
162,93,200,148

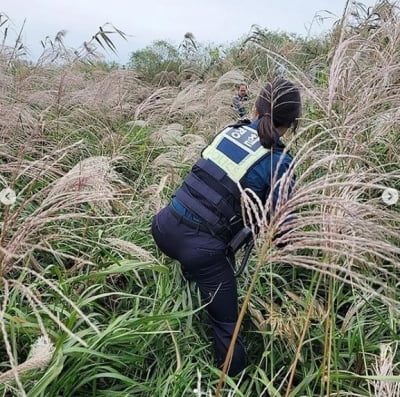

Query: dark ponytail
255,78,301,149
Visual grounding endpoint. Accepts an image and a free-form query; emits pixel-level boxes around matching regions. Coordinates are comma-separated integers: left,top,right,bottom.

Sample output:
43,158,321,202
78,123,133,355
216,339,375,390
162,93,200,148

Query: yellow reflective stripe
202,126,269,182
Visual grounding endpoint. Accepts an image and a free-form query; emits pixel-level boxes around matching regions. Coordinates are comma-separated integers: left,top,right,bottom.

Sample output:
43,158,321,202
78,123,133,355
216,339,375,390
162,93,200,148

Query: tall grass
0,1,400,396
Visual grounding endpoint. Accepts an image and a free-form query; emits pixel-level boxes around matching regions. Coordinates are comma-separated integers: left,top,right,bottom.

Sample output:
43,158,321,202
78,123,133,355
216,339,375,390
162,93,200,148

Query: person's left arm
242,151,295,243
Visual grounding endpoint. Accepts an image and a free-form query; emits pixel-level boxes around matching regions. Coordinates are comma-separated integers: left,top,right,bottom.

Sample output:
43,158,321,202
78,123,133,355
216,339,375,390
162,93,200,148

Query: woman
151,78,301,376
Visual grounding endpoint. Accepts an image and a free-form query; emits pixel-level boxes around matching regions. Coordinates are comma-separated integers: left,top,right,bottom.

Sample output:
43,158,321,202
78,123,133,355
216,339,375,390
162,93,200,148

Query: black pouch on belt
227,226,252,253
226,226,254,277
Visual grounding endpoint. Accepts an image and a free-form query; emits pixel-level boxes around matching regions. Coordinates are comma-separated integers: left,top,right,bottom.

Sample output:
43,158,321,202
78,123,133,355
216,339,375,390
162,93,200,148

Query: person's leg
178,236,246,376
151,206,181,259
151,208,246,375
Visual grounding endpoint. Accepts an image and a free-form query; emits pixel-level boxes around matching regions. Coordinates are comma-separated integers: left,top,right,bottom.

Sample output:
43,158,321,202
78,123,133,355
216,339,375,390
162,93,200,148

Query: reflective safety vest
202,124,270,182
173,124,270,237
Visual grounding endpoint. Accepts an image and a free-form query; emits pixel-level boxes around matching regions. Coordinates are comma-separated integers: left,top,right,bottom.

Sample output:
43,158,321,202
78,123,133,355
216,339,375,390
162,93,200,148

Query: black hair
255,78,301,149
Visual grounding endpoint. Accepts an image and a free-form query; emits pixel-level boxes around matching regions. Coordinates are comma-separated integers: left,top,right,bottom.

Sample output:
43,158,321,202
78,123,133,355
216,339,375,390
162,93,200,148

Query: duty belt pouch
227,226,252,253
226,226,254,277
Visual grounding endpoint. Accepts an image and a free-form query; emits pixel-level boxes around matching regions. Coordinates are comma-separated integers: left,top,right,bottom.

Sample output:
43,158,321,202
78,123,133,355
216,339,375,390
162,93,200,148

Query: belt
168,204,232,242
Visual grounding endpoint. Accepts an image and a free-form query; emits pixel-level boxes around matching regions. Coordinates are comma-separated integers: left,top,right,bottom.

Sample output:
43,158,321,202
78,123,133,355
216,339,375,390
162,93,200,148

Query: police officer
151,78,301,376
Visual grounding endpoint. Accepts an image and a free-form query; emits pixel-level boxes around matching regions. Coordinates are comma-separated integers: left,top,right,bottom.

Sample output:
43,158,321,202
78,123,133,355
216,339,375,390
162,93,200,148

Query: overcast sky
2,0,378,64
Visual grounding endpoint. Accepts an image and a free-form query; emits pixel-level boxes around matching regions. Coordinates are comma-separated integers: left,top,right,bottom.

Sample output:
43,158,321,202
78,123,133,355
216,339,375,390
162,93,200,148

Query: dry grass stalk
214,70,247,88
0,336,54,384
47,155,124,212
150,123,184,145
141,175,172,213
1,151,126,273
249,293,325,348
371,343,400,397
106,238,156,262
0,279,26,396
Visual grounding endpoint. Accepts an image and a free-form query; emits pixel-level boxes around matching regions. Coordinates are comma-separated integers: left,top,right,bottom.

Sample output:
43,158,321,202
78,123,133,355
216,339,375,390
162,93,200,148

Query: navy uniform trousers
151,205,246,376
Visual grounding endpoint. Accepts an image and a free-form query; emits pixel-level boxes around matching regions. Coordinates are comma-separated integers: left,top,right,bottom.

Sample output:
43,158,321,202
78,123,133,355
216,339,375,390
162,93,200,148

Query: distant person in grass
231,83,249,118
151,78,301,376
